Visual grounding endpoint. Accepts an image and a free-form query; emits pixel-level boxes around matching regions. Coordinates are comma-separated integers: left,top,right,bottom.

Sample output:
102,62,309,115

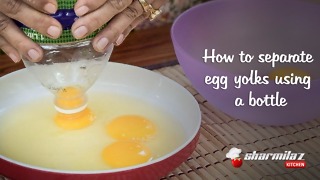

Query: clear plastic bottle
17,0,113,129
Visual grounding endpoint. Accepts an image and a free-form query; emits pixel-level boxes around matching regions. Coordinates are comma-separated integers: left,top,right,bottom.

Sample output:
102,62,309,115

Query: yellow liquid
0,91,185,171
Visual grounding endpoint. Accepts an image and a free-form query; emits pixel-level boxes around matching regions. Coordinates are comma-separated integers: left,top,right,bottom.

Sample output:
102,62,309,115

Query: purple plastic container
171,0,320,125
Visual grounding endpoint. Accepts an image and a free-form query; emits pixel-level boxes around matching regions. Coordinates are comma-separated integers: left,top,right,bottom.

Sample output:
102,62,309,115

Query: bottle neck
54,86,88,114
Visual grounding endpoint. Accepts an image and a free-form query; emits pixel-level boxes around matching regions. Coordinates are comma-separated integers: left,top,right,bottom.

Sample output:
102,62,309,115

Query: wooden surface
112,24,178,68
157,65,319,179
0,24,177,77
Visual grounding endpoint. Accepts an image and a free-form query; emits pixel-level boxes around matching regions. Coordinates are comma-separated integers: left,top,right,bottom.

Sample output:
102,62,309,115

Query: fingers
122,14,147,38
91,0,144,52
0,0,62,39
74,0,106,16
71,0,133,40
72,0,166,53
0,36,20,63
0,0,61,62
1,0,58,15
120,0,166,42
150,0,166,9
0,13,43,62
22,0,58,14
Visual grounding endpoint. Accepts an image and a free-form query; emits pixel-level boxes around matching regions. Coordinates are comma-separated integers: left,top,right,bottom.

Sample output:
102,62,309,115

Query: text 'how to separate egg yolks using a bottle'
102,141,152,168
54,86,94,130
106,115,157,141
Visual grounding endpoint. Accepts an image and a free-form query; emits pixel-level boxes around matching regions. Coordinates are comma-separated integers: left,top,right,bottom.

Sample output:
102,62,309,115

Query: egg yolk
102,141,152,168
54,108,95,130
269,67,309,80
106,115,156,141
54,86,94,130
55,86,86,110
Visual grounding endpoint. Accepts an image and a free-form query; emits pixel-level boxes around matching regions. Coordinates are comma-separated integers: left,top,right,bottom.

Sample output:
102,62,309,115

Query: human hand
72,0,166,52
0,0,62,62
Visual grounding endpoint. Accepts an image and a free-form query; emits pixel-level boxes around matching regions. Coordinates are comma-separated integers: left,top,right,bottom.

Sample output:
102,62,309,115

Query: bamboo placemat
155,65,320,180
1,65,319,180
